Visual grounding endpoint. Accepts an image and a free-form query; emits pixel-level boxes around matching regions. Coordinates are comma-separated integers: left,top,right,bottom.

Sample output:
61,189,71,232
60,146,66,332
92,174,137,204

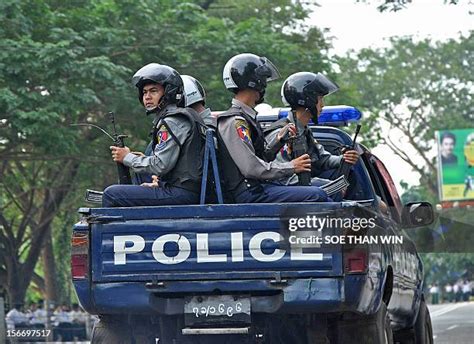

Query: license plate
184,295,251,325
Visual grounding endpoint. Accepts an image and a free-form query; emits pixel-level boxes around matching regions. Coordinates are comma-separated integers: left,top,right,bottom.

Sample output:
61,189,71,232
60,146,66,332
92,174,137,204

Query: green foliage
400,182,437,205
52,211,74,304
421,253,474,286
355,0,462,12
199,0,308,28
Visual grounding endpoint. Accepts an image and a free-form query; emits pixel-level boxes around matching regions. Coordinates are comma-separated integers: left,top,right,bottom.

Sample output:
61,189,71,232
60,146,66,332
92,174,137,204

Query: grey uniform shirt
200,107,215,127
217,99,294,180
265,112,342,185
123,113,192,176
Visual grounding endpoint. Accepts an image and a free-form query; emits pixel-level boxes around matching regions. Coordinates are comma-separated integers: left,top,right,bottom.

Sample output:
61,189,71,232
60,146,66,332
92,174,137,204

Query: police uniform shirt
217,98,294,180
265,111,342,185
200,107,215,127
123,110,192,176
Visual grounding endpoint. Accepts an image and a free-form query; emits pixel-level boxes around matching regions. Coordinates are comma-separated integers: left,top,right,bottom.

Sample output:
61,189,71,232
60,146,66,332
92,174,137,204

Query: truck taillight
71,232,89,279
344,249,367,273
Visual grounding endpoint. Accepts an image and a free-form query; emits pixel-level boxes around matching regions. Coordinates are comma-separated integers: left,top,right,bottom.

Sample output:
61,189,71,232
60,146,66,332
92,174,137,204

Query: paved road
429,301,474,344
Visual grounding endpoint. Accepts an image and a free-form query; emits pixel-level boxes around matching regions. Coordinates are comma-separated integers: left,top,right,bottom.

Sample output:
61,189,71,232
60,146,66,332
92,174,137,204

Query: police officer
102,63,205,207
135,75,210,187
265,72,359,197
182,75,214,127
216,53,330,203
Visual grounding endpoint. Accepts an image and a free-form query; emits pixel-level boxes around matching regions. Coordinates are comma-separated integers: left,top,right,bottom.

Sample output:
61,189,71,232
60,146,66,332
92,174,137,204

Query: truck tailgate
88,203,359,283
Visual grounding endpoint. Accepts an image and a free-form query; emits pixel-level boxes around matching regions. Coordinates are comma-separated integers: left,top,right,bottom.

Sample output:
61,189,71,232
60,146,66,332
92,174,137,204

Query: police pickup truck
72,106,434,344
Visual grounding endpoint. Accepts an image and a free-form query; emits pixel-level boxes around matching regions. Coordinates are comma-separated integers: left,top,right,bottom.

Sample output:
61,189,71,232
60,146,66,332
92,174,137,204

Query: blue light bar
318,106,362,125
278,105,362,126
278,108,291,119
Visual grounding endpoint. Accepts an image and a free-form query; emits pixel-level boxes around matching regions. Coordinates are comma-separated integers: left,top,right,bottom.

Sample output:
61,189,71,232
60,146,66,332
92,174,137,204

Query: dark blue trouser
102,183,199,207
235,183,330,203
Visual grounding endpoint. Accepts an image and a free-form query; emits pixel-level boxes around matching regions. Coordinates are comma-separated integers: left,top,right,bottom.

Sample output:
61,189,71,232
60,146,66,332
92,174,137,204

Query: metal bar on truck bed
182,327,250,335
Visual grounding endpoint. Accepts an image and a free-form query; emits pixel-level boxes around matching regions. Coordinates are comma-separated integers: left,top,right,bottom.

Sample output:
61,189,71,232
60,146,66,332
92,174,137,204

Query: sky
308,0,473,193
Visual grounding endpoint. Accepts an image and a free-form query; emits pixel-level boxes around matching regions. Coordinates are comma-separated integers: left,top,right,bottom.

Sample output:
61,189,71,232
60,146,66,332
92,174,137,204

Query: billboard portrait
436,129,474,201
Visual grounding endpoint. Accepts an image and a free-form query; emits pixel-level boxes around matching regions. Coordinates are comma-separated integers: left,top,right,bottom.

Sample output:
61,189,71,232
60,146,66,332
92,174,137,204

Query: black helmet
281,72,339,121
132,63,184,113
223,53,280,103
182,75,206,107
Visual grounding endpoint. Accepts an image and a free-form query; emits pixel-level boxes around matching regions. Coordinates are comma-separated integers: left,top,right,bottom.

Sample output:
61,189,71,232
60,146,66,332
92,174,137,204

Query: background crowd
428,279,472,304
5,300,96,341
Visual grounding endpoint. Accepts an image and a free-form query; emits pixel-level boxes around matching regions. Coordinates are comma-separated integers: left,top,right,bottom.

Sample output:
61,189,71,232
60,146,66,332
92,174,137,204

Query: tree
0,0,133,305
337,33,473,196
355,0,464,12
421,253,474,286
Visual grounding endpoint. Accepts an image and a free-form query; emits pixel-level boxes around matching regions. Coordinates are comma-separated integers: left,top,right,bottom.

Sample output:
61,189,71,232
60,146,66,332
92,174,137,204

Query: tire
413,299,433,344
332,303,393,344
375,302,394,344
394,299,433,344
91,316,133,344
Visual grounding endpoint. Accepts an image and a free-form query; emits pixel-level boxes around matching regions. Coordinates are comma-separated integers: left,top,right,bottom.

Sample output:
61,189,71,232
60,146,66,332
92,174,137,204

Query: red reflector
72,236,88,246
71,254,88,279
344,250,367,273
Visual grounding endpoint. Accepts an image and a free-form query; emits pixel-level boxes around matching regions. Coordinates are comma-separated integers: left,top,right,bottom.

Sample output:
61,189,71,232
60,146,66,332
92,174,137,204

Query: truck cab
72,105,434,344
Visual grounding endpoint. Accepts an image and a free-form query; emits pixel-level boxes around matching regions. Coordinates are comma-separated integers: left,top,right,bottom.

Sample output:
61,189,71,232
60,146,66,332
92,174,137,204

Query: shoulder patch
156,124,170,150
235,119,251,144
280,143,292,160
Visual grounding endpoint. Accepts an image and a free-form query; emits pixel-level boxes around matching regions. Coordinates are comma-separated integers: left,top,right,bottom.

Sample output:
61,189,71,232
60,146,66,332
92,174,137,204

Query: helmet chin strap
255,89,265,105
303,107,319,125
145,97,167,116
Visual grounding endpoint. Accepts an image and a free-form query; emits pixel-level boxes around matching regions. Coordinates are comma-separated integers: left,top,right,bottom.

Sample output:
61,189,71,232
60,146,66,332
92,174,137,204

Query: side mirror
402,202,434,228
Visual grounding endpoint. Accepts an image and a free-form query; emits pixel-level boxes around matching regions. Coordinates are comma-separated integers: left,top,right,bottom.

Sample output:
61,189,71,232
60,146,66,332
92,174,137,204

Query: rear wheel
331,303,393,344
91,315,162,344
379,303,394,344
369,302,394,344
91,316,133,344
413,299,434,344
394,299,433,344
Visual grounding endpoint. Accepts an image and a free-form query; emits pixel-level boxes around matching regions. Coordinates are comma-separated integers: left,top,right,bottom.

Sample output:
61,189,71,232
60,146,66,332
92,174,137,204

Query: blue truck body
72,120,431,342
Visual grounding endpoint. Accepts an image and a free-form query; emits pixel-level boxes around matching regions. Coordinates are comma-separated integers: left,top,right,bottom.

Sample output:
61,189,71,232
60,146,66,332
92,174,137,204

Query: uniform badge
235,119,251,144
280,143,292,160
156,125,170,150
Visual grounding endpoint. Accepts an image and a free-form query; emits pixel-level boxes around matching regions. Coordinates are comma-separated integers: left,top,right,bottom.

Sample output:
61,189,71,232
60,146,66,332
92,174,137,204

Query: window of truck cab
363,152,403,222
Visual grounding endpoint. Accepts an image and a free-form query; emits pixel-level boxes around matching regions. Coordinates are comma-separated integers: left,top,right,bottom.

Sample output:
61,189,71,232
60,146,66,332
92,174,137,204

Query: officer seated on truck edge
264,72,359,200
102,63,206,207
216,53,330,203
136,74,213,187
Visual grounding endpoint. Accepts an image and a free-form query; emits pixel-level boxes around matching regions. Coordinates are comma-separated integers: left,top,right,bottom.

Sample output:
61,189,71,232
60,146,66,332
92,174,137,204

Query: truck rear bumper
81,275,379,316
